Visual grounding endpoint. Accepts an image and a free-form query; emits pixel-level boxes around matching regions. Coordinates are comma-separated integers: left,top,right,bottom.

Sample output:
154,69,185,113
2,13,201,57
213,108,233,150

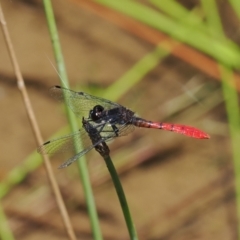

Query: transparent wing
57,138,106,168
49,86,121,118
37,127,114,168
37,129,90,156
37,119,135,168
58,130,117,168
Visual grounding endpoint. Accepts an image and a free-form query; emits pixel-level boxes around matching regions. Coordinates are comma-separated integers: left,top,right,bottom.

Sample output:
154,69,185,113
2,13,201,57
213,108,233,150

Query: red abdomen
132,118,210,139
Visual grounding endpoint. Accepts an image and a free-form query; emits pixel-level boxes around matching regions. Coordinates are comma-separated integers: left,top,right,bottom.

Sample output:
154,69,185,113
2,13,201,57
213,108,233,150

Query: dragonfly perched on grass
37,86,210,168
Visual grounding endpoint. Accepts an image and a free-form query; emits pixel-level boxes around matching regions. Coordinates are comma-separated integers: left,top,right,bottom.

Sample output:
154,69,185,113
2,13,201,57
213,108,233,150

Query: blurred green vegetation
1,0,240,239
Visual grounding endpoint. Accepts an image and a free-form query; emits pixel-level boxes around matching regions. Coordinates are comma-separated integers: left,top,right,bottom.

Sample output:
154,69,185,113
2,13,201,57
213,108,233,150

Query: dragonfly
37,86,210,168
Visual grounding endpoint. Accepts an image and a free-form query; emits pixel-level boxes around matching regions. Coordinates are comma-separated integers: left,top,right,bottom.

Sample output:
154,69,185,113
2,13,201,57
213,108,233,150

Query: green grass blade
103,155,138,240
220,65,240,239
0,152,42,199
103,44,171,100
150,0,239,53
0,203,15,240
201,0,225,38
202,3,240,237
94,0,240,68
150,0,205,30
0,126,72,199
42,1,103,239
229,0,240,19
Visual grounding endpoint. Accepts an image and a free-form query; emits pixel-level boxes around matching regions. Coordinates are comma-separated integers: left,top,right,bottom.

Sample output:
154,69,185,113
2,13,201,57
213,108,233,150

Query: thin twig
0,2,76,240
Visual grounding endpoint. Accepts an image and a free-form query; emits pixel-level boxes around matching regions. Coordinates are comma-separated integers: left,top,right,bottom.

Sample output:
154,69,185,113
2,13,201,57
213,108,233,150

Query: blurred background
0,0,239,239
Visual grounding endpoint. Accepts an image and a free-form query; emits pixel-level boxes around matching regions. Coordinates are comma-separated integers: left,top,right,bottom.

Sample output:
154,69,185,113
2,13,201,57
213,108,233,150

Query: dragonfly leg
111,124,119,136
87,118,120,137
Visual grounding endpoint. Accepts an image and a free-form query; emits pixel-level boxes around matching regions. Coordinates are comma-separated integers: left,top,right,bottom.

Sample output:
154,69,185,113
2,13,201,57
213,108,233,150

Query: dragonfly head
89,105,104,121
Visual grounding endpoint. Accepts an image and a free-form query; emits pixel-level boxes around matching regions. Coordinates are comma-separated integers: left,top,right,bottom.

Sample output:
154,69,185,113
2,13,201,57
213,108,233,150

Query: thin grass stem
103,155,138,240
202,2,240,237
42,1,103,239
220,66,240,239
0,2,76,240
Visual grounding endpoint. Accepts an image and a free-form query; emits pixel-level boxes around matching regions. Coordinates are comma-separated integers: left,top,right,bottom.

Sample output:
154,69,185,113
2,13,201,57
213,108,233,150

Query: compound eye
90,105,104,121
95,105,104,114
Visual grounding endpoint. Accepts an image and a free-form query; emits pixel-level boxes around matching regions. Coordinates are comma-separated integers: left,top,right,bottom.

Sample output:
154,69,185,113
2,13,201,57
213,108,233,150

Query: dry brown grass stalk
0,2,76,240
